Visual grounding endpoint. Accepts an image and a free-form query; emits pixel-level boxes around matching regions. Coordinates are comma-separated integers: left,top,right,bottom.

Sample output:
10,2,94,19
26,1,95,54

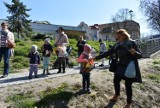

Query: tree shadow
104,101,116,108
35,89,87,108
35,91,74,108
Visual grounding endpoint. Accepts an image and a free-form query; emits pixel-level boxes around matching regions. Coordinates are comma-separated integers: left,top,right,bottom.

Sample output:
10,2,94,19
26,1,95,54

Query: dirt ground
0,55,160,108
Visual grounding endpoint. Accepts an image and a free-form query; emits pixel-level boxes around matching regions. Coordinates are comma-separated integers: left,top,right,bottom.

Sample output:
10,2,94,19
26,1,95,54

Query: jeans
0,47,10,75
43,57,50,69
82,72,90,90
114,75,133,104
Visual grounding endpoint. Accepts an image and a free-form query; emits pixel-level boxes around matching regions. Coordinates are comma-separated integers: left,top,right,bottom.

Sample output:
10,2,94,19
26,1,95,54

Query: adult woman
94,29,142,108
0,22,15,78
54,27,69,73
76,36,86,57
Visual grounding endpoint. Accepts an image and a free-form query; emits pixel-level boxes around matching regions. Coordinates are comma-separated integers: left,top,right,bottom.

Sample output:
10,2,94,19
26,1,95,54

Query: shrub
65,30,85,40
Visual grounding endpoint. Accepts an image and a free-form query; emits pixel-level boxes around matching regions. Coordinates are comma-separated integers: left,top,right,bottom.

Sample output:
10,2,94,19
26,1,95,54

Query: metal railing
137,38,160,58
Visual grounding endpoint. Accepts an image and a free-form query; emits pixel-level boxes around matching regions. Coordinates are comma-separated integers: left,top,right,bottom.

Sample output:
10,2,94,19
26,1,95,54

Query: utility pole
129,10,133,39
129,10,133,20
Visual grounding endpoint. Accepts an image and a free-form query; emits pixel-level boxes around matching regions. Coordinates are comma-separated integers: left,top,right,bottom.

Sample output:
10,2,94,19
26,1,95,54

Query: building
0,19,140,41
0,19,85,39
78,20,140,41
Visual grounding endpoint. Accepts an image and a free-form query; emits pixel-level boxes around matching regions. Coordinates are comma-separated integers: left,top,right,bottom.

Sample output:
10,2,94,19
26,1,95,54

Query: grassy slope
0,55,160,108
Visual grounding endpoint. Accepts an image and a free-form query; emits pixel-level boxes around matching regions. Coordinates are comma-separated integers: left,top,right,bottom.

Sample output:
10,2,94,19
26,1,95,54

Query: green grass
5,92,36,108
147,73,160,83
5,83,73,108
152,60,160,65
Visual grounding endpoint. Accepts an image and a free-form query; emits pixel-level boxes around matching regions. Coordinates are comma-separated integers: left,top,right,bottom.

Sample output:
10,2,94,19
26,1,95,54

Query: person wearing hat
0,22,15,78
28,45,40,79
41,38,53,75
54,27,69,73
98,38,106,67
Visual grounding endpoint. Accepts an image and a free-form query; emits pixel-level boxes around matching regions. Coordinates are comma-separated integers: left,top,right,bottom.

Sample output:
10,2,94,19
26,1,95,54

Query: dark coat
76,40,86,54
41,44,53,57
95,40,142,83
28,52,40,64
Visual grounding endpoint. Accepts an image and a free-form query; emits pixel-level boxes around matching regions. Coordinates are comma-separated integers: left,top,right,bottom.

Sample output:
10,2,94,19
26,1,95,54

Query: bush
11,56,29,69
32,34,47,40
65,30,85,40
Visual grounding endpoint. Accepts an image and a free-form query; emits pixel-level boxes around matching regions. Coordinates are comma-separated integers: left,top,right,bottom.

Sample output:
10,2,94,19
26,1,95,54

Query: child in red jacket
77,44,94,93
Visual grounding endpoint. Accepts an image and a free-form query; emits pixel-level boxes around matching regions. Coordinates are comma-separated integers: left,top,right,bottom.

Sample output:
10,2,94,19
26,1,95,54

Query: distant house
0,19,140,41
78,20,140,41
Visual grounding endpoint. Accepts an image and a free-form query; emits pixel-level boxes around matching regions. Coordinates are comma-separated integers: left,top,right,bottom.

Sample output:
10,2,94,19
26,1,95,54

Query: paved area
0,61,109,88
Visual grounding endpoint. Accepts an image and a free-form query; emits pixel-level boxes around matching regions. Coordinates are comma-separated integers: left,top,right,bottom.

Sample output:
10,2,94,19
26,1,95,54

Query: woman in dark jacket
95,29,142,108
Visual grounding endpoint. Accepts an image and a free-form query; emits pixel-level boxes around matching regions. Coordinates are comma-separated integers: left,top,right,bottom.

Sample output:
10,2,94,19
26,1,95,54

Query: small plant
90,82,97,90
152,60,160,65
5,92,36,108
147,74,160,83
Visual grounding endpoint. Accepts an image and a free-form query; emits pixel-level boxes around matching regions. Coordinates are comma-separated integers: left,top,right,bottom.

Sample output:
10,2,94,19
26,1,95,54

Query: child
41,38,53,75
77,44,94,93
28,45,40,79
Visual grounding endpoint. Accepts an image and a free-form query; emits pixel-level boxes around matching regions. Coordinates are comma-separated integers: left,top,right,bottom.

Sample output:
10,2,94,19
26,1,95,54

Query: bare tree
111,8,135,31
139,0,160,33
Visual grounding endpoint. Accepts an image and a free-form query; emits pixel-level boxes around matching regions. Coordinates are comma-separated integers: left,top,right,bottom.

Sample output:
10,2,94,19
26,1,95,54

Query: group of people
28,27,69,79
0,22,142,108
77,29,142,108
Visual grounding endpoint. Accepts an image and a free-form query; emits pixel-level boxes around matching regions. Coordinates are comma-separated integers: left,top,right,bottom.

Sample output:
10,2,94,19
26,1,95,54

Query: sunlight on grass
147,74,160,83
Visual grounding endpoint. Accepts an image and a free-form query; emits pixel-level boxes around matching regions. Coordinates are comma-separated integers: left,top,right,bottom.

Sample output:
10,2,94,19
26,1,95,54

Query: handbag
6,40,16,48
109,58,117,72
125,61,136,78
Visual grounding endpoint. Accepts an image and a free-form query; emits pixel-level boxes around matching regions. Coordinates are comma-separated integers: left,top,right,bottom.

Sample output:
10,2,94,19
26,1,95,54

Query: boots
47,69,50,75
43,69,45,75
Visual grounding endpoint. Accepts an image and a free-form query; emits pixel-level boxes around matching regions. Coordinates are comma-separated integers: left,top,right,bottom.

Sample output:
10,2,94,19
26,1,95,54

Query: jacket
41,44,53,57
76,40,86,54
28,52,40,64
95,39,142,83
78,51,94,73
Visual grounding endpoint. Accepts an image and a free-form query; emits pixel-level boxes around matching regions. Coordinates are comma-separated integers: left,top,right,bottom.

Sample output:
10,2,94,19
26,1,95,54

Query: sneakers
99,64,104,67
110,95,119,101
28,76,32,79
81,88,91,94
2,74,8,78
87,88,91,94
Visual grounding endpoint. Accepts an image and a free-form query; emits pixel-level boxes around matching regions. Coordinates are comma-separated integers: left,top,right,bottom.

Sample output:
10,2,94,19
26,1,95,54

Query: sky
0,0,151,35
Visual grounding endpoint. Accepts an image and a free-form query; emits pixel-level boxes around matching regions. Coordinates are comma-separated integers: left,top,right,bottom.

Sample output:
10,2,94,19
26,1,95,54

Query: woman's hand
130,48,136,55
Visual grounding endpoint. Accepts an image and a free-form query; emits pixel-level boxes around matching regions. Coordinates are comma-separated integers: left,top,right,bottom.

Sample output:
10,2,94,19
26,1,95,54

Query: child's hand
83,59,88,63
